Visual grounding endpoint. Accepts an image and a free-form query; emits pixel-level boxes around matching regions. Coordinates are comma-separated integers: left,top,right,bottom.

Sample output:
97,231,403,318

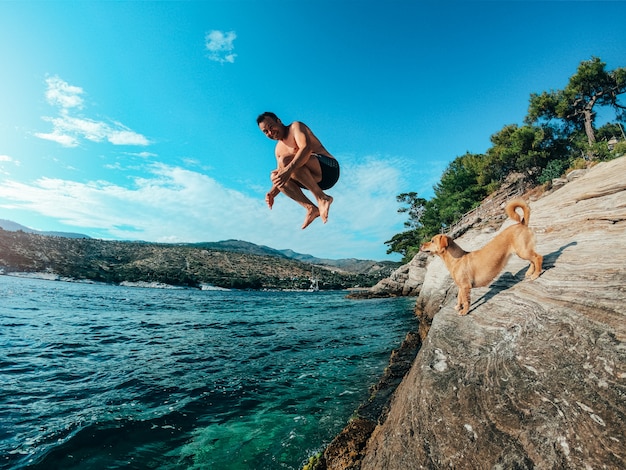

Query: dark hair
256,111,279,124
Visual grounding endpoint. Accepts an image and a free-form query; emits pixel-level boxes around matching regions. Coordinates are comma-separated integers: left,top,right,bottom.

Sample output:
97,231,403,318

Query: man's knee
295,164,321,184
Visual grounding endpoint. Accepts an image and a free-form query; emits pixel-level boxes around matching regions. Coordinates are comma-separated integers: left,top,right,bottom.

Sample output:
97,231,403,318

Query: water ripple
0,276,415,470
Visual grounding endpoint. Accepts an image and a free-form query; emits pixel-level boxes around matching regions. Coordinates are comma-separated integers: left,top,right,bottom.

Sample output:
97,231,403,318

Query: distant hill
0,220,399,275
0,219,90,239
189,239,290,259
0,220,400,287
0,229,393,290
187,239,400,274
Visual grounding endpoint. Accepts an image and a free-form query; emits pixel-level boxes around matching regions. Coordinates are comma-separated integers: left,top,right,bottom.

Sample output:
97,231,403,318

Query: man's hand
271,167,292,189
266,183,280,209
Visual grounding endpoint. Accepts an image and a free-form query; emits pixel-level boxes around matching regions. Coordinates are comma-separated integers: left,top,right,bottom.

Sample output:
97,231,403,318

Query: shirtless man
257,112,340,229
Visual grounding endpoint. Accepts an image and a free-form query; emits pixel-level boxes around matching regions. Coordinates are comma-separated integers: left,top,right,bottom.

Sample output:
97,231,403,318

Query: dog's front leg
457,286,471,315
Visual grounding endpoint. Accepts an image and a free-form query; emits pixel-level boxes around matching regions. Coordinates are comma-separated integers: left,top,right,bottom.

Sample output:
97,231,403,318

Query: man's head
257,112,285,140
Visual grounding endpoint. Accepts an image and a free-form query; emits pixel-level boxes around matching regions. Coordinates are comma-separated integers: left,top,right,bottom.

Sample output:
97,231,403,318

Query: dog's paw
458,305,469,315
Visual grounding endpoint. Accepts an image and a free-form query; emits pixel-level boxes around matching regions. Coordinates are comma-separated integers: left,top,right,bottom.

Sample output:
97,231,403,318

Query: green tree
538,159,569,185
384,229,423,260
433,153,488,228
384,192,427,260
596,122,626,142
396,192,427,230
526,57,626,149
486,124,564,179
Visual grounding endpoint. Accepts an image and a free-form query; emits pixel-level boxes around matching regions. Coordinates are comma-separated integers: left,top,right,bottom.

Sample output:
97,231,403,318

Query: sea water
0,275,416,470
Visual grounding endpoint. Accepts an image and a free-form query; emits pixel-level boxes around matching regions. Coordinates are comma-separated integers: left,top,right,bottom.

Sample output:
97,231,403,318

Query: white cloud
0,155,409,259
35,130,79,147
129,151,157,158
0,154,20,176
36,76,150,148
107,129,150,146
44,76,84,109
205,30,237,63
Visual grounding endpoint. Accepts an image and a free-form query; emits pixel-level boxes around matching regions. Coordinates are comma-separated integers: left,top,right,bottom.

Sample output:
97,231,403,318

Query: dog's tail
505,199,531,226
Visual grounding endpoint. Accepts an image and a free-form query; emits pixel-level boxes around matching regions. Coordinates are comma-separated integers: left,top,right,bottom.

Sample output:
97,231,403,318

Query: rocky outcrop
373,253,428,296
348,254,428,298
358,157,626,469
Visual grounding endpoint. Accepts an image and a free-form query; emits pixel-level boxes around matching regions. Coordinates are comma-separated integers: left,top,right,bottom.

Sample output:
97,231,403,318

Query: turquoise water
0,275,416,470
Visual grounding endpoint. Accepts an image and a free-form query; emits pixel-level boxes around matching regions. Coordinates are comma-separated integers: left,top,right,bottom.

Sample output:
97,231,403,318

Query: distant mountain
187,239,400,274
0,219,90,239
0,230,392,290
0,220,399,275
188,239,290,259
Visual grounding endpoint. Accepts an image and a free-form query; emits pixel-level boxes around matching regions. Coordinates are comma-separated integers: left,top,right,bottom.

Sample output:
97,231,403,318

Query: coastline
309,306,427,470
0,271,325,292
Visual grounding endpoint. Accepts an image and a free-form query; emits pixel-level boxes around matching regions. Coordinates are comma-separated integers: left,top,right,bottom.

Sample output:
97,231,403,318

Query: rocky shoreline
319,327,423,469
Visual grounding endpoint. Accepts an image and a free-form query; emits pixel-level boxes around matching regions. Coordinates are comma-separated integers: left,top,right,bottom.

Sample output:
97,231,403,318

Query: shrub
538,159,569,184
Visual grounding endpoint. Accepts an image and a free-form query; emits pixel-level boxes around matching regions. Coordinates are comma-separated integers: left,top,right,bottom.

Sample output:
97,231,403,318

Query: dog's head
420,234,450,255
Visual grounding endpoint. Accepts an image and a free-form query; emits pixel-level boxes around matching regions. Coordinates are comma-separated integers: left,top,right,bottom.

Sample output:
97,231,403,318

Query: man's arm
285,122,314,171
266,183,280,209
272,122,313,188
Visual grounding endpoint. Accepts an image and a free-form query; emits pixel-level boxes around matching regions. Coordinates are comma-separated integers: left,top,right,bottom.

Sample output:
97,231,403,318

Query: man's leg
291,162,333,224
278,179,321,229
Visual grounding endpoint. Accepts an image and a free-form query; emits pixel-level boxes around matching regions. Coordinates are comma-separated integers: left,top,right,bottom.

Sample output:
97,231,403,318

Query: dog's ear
439,235,449,248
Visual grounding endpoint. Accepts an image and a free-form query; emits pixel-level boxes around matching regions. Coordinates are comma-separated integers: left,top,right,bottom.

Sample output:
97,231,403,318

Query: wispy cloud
127,151,157,159
0,154,20,168
44,76,84,109
0,157,408,259
205,30,237,63
35,76,150,148
0,154,20,175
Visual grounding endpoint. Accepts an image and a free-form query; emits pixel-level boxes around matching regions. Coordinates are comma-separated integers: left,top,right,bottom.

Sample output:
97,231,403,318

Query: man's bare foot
302,206,320,229
319,196,333,223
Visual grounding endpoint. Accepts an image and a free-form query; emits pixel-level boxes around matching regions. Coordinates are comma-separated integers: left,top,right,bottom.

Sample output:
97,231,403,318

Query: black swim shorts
294,154,340,190
314,154,340,190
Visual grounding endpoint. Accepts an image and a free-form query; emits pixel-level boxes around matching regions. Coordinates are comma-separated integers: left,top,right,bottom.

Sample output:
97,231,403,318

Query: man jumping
257,112,340,229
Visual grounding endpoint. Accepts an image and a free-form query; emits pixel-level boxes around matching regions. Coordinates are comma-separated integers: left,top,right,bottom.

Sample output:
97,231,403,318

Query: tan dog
420,199,542,315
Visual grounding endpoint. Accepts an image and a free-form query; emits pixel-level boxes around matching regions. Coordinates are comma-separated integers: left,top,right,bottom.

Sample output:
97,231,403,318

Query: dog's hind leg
526,252,543,280
523,257,536,278
517,248,543,279
516,241,543,280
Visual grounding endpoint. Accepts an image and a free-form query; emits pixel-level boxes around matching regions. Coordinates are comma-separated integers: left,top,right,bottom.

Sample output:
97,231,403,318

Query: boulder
359,157,626,469
566,168,587,181
348,253,428,298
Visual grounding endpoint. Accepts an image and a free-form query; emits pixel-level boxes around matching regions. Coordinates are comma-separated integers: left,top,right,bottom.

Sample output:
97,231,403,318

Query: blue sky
0,1,624,260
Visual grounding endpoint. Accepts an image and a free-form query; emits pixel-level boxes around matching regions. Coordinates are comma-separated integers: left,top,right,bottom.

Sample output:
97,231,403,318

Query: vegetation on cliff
386,57,626,261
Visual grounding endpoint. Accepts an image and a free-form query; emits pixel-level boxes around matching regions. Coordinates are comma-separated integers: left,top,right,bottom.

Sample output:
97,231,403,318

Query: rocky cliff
322,156,626,469
361,157,626,469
